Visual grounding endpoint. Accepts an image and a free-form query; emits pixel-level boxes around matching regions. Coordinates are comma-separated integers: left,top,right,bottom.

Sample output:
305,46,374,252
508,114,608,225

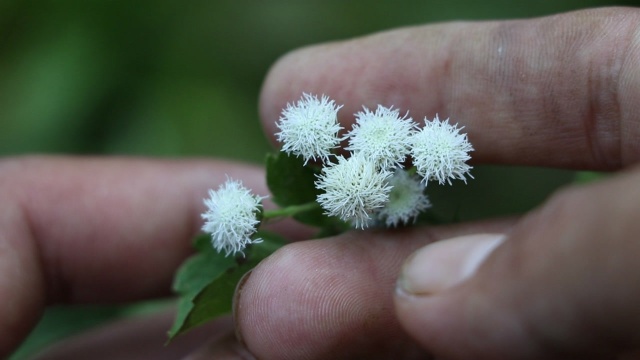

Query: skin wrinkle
261,9,640,171
0,156,317,357
547,20,593,168
489,22,530,149
488,18,587,168
0,156,306,305
492,10,639,170
32,160,168,303
618,16,640,166
529,189,619,356
0,162,46,288
375,31,425,111
239,220,514,359
413,24,457,123
517,192,620,358
502,11,629,169
339,231,408,353
583,13,625,170
241,237,420,359
60,176,123,302
493,195,585,358
0,161,45,353
354,230,434,358
434,169,640,359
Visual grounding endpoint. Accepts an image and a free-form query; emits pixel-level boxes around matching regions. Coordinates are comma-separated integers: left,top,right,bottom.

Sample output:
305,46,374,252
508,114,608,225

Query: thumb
394,167,640,360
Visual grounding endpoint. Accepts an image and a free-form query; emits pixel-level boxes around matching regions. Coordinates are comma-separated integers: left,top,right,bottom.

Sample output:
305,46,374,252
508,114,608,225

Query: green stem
263,201,320,220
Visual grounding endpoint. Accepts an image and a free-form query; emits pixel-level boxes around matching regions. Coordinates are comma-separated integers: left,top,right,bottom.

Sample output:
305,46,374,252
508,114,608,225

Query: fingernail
397,234,505,296
232,269,252,348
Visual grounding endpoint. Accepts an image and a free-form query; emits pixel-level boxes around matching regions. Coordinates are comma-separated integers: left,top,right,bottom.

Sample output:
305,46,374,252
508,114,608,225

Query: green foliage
573,171,608,184
168,235,238,339
266,152,320,207
167,232,286,341
266,152,350,231
8,305,124,360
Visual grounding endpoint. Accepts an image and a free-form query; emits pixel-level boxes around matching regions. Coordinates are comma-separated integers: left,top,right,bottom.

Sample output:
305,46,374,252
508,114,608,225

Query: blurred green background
3,0,633,358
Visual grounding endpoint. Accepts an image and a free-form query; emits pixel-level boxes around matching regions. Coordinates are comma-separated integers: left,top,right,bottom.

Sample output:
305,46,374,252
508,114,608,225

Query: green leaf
573,171,607,184
265,152,335,228
168,235,237,340
292,205,327,227
266,152,319,207
172,241,236,295
167,231,286,341
192,233,215,252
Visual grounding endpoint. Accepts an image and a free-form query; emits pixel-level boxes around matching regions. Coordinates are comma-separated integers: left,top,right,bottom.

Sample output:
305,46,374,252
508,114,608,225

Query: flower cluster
201,179,264,256
276,93,343,165
411,115,474,185
200,93,474,255
315,154,393,229
345,105,416,169
279,93,474,228
377,169,432,228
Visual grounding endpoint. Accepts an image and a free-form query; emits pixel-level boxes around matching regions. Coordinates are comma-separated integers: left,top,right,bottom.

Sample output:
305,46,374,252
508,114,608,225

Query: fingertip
393,234,508,358
233,236,422,359
260,8,640,169
234,240,358,359
396,234,505,297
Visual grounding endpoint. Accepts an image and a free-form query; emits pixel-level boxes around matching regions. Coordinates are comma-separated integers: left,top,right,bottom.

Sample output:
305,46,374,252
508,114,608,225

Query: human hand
0,157,309,359
17,6,640,360
234,6,640,359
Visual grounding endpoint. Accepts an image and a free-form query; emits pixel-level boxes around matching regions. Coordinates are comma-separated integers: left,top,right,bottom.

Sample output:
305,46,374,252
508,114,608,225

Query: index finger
0,156,310,356
259,7,640,170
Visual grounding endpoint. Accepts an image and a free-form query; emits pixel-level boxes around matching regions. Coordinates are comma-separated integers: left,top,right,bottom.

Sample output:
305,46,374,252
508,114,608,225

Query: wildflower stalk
262,201,320,220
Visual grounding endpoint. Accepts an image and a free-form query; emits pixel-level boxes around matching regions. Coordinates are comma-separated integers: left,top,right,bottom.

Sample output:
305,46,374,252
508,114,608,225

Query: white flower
315,154,393,229
411,115,474,185
276,93,343,164
345,105,417,170
376,169,431,227
201,178,264,256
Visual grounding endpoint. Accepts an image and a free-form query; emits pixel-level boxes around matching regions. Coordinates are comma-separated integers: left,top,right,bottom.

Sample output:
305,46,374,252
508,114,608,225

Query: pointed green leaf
167,231,286,341
168,235,237,340
265,152,335,228
266,152,319,207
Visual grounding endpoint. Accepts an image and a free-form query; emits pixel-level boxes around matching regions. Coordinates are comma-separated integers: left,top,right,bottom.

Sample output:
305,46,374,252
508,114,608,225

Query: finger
233,218,514,360
33,310,233,360
259,7,640,170
395,166,640,359
182,332,255,360
0,156,310,356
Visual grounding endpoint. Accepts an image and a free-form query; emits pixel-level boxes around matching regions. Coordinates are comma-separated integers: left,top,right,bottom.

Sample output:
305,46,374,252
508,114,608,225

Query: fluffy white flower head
276,93,343,164
376,169,431,227
345,105,417,170
411,115,474,185
201,178,264,257
315,154,393,229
